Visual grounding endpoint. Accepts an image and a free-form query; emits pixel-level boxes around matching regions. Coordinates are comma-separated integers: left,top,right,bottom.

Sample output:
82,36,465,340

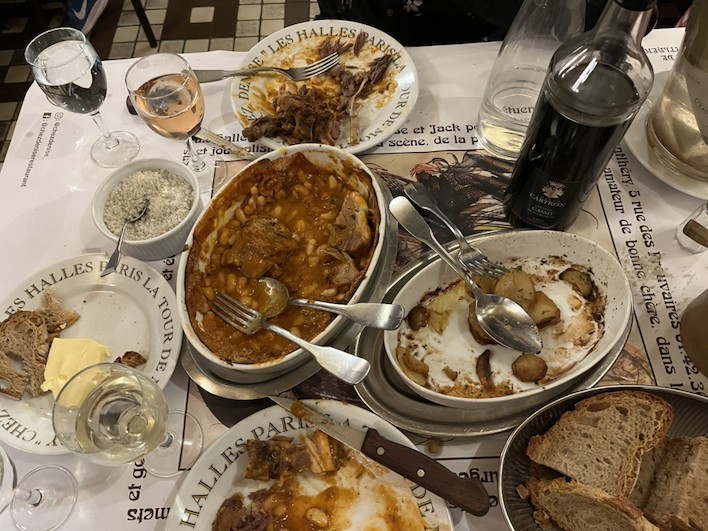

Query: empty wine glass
25,27,141,168
125,53,208,175
0,444,77,531
52,363,203,478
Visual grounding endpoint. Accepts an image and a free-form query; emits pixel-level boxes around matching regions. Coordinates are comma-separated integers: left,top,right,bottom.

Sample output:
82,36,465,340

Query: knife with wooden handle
269,396,491,517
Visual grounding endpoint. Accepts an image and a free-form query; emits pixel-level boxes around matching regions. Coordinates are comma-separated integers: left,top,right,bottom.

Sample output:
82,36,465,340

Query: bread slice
527,478,659,531
643,437,708,530
0,311,50,399
629,438,667,509
35,289,80,335
526,391,673,498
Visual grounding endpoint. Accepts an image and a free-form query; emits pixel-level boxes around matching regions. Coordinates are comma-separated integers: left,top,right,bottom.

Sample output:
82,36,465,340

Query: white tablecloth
1,27,705,531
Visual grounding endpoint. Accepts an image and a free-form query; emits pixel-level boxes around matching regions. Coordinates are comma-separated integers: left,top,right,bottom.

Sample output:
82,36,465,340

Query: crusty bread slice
35,289,80,334
0,311,50,399
629,438,667,509
643,437,708,531
526,391,673,498
528,478,659,531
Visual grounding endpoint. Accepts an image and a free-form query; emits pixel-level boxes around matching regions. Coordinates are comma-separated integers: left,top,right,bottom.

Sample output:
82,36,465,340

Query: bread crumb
114,351,147,368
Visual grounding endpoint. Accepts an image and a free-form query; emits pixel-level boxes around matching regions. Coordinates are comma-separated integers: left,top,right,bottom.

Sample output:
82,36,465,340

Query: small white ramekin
92,158,201,262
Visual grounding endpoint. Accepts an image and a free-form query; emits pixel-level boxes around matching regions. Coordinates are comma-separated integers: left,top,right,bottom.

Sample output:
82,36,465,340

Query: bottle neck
591,0,656,48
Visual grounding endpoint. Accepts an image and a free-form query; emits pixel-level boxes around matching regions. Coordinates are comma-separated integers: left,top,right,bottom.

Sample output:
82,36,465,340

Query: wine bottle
503,0,656,231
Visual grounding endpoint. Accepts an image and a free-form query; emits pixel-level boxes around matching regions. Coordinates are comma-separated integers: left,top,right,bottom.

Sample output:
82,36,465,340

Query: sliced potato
494,269,536,310
396,346,428,386
467,303,496,345
471,274,497,294
426,286,462,334
512,353,548,382
406,305,429,330
527,291,561,328
443,366,458,381
560,267,595,299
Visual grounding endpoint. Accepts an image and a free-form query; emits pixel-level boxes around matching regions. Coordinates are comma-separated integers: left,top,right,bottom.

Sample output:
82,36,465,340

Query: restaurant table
1,26,706,531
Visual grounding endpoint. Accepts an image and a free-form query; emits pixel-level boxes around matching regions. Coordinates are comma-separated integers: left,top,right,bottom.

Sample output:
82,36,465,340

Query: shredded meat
330,191,372,257
215,432,344,530
212,494,271,531
243,436,298,481
221,218,296,279
318,246,361,286
242,31,394,146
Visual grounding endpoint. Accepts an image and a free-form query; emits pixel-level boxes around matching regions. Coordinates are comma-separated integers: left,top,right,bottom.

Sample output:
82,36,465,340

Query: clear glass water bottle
477,0,585,161
504,0,656,231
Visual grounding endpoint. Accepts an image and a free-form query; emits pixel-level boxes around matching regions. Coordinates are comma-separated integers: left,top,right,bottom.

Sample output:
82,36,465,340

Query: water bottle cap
615,0,657,11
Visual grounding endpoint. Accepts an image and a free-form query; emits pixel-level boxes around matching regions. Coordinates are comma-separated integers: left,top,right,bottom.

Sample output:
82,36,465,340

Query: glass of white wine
25,27,141,168
125,53,208,175
0,444,77,531
52,363,202,477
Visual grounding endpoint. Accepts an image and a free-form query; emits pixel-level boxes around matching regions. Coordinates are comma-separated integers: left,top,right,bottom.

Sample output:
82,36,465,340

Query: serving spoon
389,196,543,353
101,199,149,277
255,277,405,330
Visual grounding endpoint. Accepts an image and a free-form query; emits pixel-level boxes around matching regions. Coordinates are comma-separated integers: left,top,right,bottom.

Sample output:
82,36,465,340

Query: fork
212,290,370,385
193,52,339,84
404,182,507,279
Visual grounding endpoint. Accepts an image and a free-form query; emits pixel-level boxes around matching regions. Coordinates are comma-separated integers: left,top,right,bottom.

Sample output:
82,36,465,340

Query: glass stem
186,137,206,172
17,488,44,507
90,111,120,150
159,431,174,449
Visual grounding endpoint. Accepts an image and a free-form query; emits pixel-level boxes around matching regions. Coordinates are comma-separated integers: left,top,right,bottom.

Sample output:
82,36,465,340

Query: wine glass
52,363,203,478
24,27,141,168
0,444,77,531
125,53,208,175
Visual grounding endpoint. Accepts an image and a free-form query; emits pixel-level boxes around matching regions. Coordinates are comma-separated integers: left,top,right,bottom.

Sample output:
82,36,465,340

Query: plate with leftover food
623,71,708,201
231,20,419,154
383,230,632,413
167,399,454,530
499,385,708,531
178,145,389,382
0,253,181,454
355,242,629,438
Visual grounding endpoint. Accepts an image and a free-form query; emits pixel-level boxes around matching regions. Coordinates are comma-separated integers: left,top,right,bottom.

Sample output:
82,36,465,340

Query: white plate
167,400,453,530
0,253,181,455
383,230,633,412
230,20,419,154
624,71,708,200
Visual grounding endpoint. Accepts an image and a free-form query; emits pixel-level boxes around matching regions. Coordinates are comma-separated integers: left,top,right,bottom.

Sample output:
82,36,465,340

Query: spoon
255,277,405,330
101,200,149,277
389,196,543,353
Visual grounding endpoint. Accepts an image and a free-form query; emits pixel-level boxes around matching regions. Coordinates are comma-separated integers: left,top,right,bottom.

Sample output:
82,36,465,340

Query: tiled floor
0,0,319,171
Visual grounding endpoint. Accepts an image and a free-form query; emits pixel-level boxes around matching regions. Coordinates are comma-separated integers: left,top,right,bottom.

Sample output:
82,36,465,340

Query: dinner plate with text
167,400,453,530
0,253,181,455
231,20,419,154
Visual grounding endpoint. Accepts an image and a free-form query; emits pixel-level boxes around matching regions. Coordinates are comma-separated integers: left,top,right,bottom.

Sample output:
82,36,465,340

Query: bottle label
684,60,708,143
514,167,584,227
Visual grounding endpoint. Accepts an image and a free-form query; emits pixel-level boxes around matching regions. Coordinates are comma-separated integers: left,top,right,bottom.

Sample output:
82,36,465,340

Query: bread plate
0,253,181,454
230,20,419,154
383,230,632,412
166,399,453,530
498,385,708,531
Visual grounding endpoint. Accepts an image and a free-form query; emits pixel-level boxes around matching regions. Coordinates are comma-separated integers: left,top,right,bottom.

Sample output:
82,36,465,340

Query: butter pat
41,338,111,399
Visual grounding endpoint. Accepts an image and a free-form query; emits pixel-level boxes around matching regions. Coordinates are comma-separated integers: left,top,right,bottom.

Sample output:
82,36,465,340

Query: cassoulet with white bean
184,152,380,364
